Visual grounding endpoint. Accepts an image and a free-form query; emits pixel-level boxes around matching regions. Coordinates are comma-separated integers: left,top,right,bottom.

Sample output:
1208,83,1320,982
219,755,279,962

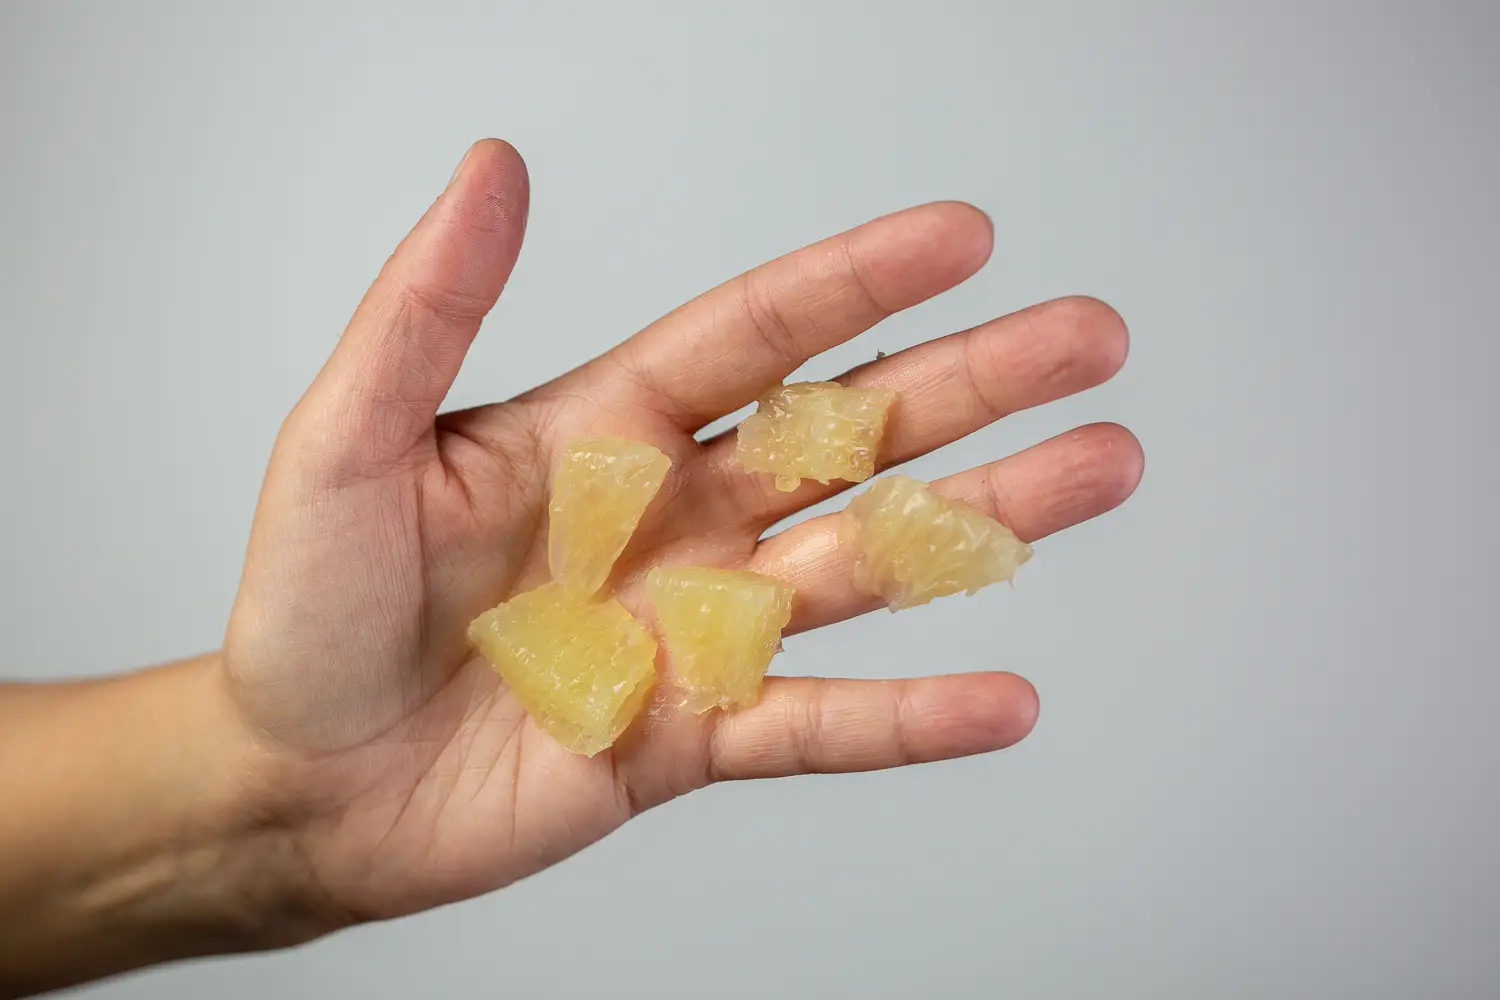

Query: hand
223,139,1142,926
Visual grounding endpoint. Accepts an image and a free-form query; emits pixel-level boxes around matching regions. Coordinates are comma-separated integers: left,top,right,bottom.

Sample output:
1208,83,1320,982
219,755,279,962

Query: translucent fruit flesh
548,436,671,598
736,381,897,492
647,566,794,712
838,475,1031,611
468,583,657,757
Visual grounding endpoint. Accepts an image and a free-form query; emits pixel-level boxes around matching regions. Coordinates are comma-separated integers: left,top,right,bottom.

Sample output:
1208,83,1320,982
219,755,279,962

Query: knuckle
737,272,801,366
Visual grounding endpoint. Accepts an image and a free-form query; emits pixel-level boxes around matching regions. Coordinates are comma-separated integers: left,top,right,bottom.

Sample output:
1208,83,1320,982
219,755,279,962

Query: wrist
128,654,355,953
0,655,349,997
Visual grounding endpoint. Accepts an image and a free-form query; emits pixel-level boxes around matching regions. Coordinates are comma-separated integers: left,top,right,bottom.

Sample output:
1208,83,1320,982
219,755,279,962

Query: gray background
2,2,1497,998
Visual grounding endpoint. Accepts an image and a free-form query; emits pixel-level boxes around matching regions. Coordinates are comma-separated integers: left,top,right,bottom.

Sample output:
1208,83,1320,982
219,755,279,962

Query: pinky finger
707,672,1040,781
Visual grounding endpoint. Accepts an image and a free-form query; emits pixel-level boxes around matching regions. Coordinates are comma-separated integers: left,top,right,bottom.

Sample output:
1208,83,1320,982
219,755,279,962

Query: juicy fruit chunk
736,381,897,492
647,566,794,712
548,436,671,598
468,583,657,756
471,435,668,755
838,475,1031,611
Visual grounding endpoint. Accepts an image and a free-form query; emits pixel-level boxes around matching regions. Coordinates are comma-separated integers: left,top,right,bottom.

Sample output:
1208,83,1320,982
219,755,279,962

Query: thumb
295,139,530,476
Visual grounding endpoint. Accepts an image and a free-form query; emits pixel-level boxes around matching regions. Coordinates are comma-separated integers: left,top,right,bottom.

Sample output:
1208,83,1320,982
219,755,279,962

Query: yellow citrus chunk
646,566,794,712
468,583,657,756
838,475,1031,611
736,381,897,492
548,436,671,598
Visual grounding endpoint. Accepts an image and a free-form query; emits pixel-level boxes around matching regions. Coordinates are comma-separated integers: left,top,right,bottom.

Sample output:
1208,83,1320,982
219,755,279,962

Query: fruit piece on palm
468,582,657,757
646,566,795,712
548,436,671,599
838,474,1031,611
735,381,897,492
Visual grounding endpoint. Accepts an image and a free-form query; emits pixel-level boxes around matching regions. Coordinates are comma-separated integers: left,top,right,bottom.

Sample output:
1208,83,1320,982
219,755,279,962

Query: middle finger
692,295,1128,530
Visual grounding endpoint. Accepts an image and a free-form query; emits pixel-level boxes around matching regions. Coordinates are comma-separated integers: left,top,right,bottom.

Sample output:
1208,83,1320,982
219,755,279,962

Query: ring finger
749,421,1144,633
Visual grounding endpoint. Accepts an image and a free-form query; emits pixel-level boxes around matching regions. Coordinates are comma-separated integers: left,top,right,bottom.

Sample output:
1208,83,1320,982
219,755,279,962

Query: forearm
0,656,334,998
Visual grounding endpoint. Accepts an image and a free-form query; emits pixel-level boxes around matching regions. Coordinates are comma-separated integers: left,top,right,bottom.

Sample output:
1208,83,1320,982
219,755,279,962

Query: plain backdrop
2,3,1497,998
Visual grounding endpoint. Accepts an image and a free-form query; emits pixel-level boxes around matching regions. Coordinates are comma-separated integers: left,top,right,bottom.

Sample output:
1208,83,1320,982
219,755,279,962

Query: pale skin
0,140,1142,997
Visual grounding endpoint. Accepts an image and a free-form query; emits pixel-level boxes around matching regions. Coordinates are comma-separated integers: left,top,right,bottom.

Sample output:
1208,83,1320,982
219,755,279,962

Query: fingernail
448,144,476,186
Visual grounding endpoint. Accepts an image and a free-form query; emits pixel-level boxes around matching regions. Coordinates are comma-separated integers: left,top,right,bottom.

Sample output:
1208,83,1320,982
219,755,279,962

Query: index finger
595,202,994,430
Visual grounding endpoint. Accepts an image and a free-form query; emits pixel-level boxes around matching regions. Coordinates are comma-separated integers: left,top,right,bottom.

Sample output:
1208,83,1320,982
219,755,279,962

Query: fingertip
926,199,994,238
998,671,1041,743
447,139,530,221
915,199,996,272
966,670,1040,749
400,139,528,319
464,138,528,180
1011,422,1142,537
1084,421,1146,508
901,671,1042,763
853,201,995,311
1044,295,1130,385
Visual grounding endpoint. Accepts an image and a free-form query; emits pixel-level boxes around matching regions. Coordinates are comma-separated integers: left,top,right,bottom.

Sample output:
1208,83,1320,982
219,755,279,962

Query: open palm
221,141,1141,925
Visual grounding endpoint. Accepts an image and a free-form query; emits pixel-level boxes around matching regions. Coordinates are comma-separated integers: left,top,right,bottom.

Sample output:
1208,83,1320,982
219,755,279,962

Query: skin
0,139,1142,998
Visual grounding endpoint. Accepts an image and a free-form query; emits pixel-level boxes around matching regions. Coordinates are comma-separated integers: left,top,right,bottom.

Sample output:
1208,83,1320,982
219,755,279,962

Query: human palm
221,141,1141,925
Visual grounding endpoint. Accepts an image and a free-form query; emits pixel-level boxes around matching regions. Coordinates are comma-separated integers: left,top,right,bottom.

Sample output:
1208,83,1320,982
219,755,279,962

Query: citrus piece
646,566,794,712
735,381,897,492
548,436,671,599
838,475,1031,611
468,582,658,756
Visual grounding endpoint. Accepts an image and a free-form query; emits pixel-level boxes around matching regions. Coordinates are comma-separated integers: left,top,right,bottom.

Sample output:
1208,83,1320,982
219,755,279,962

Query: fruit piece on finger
838,474,1031,611
735,381,897,492
647,566,795,712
